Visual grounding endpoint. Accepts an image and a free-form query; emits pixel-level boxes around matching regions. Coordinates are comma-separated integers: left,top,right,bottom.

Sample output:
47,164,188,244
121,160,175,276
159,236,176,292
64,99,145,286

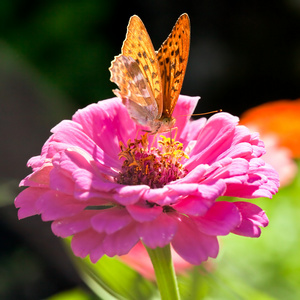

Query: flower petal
186,112,240,167
172,216,219,265
52,211,95,237
36,190,86,221
231,202,269,237
101,223,139,257
113,185,149,205
71,229,105,260
137,213,178,248
21,163,52,187
173,95,201,139
173,180,226,216
126,202,162,222
91,207,133,234
224,159,279,198
73,98,137,156
51,120,121,170
15,188,44,219
194,201,241,236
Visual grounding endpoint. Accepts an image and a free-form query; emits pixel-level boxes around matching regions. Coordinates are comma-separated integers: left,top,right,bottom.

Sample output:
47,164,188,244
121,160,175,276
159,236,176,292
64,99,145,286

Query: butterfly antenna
175,109,222,118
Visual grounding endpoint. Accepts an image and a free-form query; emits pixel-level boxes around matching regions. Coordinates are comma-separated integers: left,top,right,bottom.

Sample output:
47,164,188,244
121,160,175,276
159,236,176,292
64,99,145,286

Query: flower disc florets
117,134,189,189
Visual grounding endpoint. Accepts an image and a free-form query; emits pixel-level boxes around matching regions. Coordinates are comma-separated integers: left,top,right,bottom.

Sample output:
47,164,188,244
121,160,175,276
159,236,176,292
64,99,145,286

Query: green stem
145,244,181,300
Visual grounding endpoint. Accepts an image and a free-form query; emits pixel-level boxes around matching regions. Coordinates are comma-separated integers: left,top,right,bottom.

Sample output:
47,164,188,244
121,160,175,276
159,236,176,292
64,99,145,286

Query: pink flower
15,95,279,265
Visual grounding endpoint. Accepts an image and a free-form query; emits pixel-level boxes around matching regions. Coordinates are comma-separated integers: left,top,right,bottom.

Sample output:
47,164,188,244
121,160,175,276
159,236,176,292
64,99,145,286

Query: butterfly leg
150,133,158,148
135,128,141,140
169,126,178,143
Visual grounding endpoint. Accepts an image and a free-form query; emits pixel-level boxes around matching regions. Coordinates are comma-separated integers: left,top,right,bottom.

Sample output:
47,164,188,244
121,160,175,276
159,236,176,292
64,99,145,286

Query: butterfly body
109,14,190,133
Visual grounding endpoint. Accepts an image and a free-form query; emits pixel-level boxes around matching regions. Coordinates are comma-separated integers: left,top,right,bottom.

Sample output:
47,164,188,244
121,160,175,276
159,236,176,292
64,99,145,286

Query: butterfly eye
161,118,169,125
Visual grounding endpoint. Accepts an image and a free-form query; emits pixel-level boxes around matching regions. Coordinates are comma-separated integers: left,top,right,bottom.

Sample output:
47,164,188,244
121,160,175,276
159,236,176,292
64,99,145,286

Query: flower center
116,134,189,188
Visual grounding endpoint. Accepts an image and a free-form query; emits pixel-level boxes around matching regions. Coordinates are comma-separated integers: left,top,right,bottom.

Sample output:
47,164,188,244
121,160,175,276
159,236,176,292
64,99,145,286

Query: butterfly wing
110,54,159,126
157,13,190,118
121,15,163,118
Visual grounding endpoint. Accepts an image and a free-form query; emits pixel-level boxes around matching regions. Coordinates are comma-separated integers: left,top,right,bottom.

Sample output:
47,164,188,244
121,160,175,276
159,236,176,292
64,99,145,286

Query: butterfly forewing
157,13,190,118
121,15,163,117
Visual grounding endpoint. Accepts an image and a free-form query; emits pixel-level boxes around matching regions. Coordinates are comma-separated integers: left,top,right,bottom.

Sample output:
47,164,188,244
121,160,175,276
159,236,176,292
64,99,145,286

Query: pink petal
15,188,44,219
91,207,133,234
49,167,74,195
142,186,182,205
206,157,249,182
173,180,226,216
176,165,208,183
137,213,178,248
126,202,162,222
52,211,95,237
179,118,207,145
72,98,137,155
101,223,139,257
51,120,120,169
21,164,52,187
224,160,279,198
71,229,105,259
186,113,240,167
172,95,201,139
173,194,214,216
194,201,241,236
113,185,150,205
231,202,269,237
144,182,216,207
36,190,86,221
172,216,219,265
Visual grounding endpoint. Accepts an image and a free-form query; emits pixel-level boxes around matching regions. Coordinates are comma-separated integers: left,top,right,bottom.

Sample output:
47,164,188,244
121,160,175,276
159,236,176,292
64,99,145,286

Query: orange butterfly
109,13,190,134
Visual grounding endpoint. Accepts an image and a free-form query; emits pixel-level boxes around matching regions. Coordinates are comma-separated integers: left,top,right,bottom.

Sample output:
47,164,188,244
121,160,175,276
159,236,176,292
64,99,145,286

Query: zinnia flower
15,95,279,265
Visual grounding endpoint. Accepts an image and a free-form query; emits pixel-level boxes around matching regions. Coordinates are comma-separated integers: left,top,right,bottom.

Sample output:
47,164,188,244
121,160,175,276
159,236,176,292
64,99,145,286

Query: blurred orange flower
240,99,300,158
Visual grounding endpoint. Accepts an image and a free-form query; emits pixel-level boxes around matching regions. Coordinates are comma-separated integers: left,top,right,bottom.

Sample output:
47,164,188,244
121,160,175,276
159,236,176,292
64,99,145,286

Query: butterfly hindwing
109,54,159,126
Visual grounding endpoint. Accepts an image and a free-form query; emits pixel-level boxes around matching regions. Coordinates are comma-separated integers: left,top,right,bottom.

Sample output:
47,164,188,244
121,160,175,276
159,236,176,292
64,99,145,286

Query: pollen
116,134,189,188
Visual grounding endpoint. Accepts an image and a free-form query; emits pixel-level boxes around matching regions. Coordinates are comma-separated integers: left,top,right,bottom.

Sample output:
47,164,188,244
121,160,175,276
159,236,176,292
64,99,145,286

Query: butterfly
109,13,190,134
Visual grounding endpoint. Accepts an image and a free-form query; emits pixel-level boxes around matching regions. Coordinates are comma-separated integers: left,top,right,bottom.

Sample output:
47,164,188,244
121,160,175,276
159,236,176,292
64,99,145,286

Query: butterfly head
149,116,176,134
161,116,176,128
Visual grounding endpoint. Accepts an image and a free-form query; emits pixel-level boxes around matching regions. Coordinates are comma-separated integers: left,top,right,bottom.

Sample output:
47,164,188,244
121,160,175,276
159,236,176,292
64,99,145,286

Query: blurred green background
0,0,299,299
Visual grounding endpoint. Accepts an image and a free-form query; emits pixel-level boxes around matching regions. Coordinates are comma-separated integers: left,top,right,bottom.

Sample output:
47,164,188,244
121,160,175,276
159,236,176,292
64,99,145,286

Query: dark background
0,0,299,299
